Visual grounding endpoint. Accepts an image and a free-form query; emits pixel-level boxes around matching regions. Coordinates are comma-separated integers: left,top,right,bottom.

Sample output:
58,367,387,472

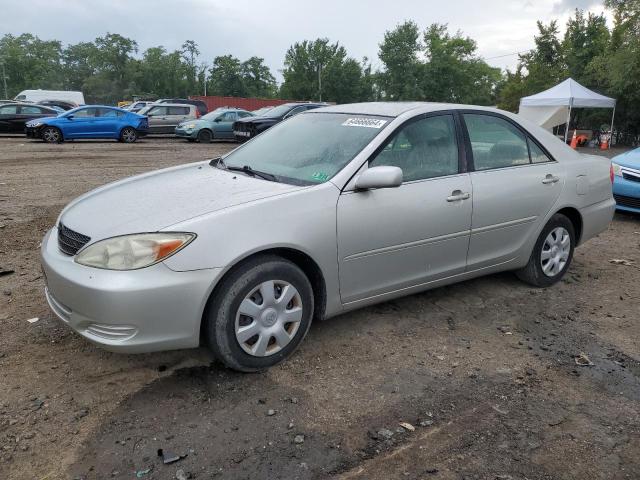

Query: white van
13,90,85,105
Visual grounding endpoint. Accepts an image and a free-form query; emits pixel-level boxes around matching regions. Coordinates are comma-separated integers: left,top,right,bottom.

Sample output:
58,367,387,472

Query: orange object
600,138,609,150
569,129,578,149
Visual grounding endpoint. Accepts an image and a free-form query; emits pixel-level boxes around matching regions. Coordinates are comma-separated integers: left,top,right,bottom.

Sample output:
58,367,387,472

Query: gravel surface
0,137,638,480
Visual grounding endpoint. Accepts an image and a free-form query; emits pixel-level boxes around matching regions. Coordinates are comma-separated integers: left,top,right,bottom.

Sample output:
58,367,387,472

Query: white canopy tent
518,78,616,143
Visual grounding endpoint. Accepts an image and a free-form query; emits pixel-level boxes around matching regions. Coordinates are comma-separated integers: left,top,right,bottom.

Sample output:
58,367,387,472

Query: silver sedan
41,102,615,371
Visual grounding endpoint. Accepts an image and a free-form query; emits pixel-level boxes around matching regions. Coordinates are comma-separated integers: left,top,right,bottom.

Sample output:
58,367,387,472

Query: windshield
223,113,390,185
201,110,224,120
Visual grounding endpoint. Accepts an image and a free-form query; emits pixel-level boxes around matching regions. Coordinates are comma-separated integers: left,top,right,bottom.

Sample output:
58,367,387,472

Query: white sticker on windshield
342,118,387,129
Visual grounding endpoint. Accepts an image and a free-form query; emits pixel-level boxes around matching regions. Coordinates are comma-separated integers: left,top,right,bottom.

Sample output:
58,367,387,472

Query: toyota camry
41,102,615,371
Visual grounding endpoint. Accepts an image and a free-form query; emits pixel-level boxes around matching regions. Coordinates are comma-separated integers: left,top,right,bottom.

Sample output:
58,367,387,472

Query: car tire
516,213,575,287
197,129,212,143
203,255,314,372
120,127,138,143
41,127,62,144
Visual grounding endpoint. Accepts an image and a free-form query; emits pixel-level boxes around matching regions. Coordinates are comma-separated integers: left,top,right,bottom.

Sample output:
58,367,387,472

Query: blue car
612,149,640,213
25,105,148,143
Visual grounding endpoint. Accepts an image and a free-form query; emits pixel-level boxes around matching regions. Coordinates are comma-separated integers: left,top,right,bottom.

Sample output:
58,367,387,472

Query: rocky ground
0,137,638,480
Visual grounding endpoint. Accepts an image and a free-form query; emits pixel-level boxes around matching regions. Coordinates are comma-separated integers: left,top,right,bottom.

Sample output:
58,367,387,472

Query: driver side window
369,115,459,182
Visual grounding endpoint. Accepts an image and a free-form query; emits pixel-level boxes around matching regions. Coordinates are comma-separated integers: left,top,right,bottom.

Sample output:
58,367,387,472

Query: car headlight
184,123,196,130
612,162,623,177
27,121,42,128
75,232,195,270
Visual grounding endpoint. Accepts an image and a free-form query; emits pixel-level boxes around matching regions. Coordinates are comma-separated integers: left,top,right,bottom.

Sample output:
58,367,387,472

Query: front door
461,112,565,270
146,106,171,134
63,107,100,138
337,114,473,304
214,111,237,138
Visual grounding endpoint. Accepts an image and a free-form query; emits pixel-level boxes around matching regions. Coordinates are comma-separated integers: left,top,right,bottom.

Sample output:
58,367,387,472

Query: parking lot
0,137,639,480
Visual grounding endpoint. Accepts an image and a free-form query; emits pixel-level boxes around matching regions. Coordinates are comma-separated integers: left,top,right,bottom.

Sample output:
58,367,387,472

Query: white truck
14,90,85,105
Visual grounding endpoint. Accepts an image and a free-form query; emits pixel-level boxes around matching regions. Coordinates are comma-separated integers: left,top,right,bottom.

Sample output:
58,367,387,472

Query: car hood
612,148,640,170
178,119,209,128
59,160,304,240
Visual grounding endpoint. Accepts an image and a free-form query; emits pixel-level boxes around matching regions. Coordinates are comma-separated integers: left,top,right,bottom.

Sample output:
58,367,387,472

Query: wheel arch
555,206,583,244
198,128,213,139
199,247,327,340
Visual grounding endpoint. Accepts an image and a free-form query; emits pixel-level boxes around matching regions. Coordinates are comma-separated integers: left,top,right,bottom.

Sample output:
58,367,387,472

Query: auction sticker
342,118,387,128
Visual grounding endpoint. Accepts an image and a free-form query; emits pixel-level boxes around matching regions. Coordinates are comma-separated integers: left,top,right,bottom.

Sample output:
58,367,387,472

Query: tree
280,38,351,101
208,55,247,97
0,34,64,97
241,56,276,98
378,21,422,100
421,24,501,104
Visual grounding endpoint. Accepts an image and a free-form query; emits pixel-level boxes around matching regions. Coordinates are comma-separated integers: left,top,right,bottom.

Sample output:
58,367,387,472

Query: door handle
542,174,560,184
446,190,471,202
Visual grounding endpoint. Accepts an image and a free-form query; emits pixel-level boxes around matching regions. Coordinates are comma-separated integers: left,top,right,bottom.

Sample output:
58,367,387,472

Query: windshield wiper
226,165,277,182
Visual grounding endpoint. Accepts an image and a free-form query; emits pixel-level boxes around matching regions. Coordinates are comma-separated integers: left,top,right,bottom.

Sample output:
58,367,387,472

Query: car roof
313,102,503,117
149,103,195,108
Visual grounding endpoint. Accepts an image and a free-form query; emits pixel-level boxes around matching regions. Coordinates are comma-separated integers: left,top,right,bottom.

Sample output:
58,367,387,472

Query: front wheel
42,127,62,144
204,255,314,372
197,129,212,143
516,213,575,287
120,127,138,143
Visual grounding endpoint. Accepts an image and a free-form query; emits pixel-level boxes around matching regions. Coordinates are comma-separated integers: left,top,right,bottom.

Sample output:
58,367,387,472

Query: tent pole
609,105,616,149
564,102,573,143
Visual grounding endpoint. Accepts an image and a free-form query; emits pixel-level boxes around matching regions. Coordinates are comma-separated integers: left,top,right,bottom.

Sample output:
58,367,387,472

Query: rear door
93,108,121,136
166,106,192,132
462,112,565,270
0,105,19,132
17,105,54,131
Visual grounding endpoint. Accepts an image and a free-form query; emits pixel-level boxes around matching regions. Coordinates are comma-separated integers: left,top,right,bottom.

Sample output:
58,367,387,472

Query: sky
0,0,610,82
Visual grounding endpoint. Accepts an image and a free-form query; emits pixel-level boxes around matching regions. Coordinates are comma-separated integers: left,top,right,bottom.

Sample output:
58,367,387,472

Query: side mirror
355,166,403,190
66,114,74,120
214,117,222,122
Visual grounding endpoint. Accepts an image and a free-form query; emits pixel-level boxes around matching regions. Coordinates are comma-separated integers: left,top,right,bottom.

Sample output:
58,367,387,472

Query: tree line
0,0,638,139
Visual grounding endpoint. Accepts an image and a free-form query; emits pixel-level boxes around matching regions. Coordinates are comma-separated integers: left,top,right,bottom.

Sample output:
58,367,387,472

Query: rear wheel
516,214,575,287
197,129,212,143
204,255,314,372
120,127,137,143
42,127,62,144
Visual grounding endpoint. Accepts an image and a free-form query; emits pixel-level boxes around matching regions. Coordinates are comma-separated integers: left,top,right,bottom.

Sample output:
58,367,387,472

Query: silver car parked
41,102,615,371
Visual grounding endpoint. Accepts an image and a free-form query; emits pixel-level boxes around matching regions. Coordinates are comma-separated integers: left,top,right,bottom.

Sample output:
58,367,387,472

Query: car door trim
470,215,537,234
343,228,471,261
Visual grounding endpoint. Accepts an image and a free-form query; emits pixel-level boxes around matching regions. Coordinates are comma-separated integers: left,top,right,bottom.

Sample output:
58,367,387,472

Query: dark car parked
232,102,326,141
0,103,58,133
155,98,208,116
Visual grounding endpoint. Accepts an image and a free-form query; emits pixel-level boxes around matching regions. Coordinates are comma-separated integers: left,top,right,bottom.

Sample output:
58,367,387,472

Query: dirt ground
0,136,638,480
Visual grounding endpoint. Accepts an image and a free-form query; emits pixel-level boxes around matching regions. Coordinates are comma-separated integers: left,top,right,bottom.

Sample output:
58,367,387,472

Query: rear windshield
223,113,390,185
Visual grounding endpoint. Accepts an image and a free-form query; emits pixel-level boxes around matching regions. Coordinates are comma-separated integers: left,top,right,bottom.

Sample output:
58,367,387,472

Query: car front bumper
175,127,197,139
613,176,640,213
25,126,42,138
40,227,221,353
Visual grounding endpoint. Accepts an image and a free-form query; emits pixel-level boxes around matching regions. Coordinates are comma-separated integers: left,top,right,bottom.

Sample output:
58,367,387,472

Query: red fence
189,95,292,112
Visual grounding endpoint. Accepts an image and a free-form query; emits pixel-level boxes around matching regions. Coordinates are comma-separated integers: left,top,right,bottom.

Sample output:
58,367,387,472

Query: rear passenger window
0,105,18,114
20,106,42,114
169,106,190,115
528,139,552,163
464,114,529,170
369,115,459,182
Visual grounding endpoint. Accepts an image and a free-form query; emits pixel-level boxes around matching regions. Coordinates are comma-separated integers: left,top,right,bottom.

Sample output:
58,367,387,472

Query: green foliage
280,38,372,102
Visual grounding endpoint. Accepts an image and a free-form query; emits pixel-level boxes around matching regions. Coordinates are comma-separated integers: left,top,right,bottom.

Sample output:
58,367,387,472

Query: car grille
622,171,640,183
58,223,91,256
614,194,640,210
